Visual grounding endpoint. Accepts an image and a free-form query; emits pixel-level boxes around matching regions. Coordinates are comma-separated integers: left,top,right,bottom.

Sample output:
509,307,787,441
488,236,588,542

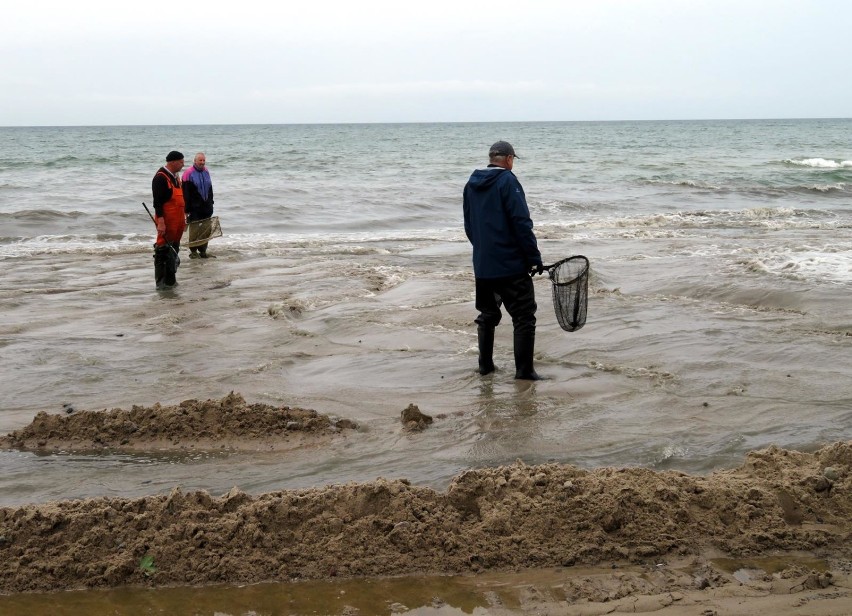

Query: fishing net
547,255,589,332
186,216,223,248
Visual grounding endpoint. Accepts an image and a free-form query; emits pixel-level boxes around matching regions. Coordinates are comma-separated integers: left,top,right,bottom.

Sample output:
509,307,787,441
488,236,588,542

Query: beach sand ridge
1,396,850,613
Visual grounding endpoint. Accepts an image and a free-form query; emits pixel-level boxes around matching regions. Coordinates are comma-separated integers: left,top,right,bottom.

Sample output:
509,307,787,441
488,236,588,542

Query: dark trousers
474,274,537,335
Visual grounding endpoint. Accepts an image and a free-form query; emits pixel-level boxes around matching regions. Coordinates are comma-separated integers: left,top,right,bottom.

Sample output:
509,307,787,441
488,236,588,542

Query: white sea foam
785,158,852,168
759,249,852,284
653,444,690,465
725,239,852,285
806,183,847,192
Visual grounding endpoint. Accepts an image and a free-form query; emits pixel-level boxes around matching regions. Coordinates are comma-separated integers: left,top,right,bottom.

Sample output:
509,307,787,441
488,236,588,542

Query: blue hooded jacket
463,166,542,279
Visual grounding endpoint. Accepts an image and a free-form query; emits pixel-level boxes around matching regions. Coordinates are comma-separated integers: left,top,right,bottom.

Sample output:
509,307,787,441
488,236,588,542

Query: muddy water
0,567,597,615
1,230,851,507
0,556,834,615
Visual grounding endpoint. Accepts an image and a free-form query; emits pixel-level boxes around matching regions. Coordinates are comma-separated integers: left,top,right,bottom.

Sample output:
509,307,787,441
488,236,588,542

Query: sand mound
401,403,433,432
0,392,357,452
0,442,849,595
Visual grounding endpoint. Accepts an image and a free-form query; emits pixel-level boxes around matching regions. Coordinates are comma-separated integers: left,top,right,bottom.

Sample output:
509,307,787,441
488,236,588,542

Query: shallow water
0,120,851,508
0,556,836,615
0,568,571,615
0,228,849,507
0,565,672,615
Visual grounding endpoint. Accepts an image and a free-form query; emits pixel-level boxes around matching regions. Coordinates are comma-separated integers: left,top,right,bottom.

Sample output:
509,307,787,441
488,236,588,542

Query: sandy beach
1,120,850,613
1,396,850,614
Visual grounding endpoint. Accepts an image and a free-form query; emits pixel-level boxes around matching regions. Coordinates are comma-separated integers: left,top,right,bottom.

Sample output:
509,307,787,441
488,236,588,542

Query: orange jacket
153,170,186,246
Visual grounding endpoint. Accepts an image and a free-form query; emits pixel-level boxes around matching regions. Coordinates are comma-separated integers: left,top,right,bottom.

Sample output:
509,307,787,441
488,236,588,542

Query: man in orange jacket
151,151,186,288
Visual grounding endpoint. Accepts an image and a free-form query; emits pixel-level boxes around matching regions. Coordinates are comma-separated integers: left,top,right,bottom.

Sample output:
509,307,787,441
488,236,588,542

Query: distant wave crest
645,177,848,197
8,209,85,220
582,207,840,233
643,178,720,190
784,158,852,169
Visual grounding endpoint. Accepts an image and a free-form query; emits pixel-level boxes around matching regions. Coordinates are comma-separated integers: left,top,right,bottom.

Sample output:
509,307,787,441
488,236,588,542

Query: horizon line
1,116,850,129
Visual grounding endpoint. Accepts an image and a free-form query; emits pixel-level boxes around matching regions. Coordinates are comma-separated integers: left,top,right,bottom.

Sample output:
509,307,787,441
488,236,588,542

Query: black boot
171,242,181,270
477,325,495,375
162,244,179,287
514,331,542,380
154,246,167,288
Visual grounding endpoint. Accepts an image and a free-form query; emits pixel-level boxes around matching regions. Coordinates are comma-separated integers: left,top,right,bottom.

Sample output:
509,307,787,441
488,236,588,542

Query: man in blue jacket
463,141,544,380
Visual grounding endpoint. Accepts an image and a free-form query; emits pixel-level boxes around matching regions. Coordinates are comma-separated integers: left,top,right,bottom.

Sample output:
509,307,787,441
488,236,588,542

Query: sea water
0,119,850,507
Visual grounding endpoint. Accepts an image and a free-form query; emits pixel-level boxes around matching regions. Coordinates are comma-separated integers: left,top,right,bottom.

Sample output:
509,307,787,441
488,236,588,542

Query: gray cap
489,140,518,158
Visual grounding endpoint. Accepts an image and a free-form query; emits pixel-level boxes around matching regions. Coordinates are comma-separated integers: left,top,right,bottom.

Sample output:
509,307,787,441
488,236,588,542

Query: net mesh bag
548,255,589,332
185,216,223,248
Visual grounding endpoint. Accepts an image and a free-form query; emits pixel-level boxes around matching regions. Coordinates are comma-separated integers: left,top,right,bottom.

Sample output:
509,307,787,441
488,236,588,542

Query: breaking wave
784,158,852,169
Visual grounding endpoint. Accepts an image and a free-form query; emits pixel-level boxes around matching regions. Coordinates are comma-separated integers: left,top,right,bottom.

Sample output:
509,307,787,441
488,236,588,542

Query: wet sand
0,393,357,453
1,400,850,613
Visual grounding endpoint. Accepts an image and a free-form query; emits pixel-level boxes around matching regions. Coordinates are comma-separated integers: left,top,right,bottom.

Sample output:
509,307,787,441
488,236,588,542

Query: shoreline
2,556,850,615
0,442,849,602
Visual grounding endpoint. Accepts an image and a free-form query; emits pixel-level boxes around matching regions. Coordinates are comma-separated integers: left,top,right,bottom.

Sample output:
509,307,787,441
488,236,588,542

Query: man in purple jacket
182,152,215,258
463,141,544,380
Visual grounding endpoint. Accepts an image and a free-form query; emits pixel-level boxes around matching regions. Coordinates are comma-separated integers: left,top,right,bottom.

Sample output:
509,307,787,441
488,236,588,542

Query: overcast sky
1,0,849,126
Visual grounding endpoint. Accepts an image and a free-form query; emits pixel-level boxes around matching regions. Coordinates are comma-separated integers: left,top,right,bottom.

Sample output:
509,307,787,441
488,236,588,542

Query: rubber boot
477,325,495,375
513,332,542,380
163,244,178,287
154,247,167,288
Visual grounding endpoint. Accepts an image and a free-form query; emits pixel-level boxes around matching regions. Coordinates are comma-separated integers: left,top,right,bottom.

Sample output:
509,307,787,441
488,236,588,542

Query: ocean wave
748,183,851,196
537,208,848,241
739,207,797,219
784,158,852,169
7,209,87,221
795,183,849,193
533,199,595,216
742,247,852,285
641,177,848,197
44,155,83,167
0,160,33,171
0,234,154,259
0,229,470,259
567,207,841,232
642,178,721,190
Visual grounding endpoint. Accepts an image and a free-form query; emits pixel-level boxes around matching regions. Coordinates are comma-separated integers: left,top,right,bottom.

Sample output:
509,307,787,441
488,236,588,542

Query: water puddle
0,567,600,616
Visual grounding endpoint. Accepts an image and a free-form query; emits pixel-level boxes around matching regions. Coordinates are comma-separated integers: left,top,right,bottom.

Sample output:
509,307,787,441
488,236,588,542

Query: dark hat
489,140,518,158
165,150,184,162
